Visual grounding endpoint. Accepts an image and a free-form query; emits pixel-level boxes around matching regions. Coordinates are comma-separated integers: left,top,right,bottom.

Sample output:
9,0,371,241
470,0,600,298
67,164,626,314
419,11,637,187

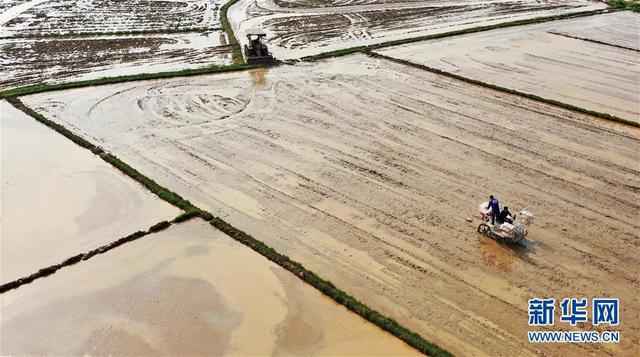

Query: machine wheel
477,223,491,235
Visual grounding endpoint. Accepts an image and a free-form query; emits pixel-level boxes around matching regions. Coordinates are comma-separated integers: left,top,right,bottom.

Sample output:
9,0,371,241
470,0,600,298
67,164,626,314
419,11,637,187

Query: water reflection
249,67,269,87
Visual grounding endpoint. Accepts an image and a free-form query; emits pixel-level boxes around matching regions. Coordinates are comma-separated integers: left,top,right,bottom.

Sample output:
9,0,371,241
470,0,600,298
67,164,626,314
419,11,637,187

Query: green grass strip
0,211,195,293
173,207,214,223
608,0,640,12
302,9,610,61
0,63,259,98
148,220,172,232
210,217,452,357
220,0,244,64
368,52,639,128
302,46,368,61
101,153,195,210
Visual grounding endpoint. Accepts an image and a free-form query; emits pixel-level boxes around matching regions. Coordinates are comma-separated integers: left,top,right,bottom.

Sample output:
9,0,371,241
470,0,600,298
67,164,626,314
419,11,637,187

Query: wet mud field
1,219,418,356
0,0,231,90
375,12,640,124
24,54,640,356
1,0,220,38
0,31,232,90
229,0,605,59
0,100,179,283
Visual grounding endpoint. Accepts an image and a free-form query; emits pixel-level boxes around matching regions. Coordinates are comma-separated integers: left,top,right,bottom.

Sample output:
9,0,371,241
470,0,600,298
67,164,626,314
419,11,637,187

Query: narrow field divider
301,9,611,61
367,52,639,128
220,0,244,64
608,0,640,12
0,212,201,294
5,99,452,356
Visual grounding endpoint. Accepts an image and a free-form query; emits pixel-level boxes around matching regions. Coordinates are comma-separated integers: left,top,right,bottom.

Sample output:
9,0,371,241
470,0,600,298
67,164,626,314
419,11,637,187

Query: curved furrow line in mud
229,0,606,59
256,0,509,14
0,0,50,26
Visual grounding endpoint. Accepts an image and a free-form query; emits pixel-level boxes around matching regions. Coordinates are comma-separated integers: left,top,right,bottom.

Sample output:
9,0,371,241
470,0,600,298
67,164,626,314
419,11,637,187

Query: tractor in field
477,202,533,244
244,28,274,63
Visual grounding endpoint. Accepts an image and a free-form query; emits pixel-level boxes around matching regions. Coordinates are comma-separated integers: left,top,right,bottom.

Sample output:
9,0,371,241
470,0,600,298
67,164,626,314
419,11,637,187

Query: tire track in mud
0,0,50,26
232,0,606,59
319,61,640,219
242,63,636,290
23,55,640,355
367,51,639,128
182,129,532,314
172,91,632,356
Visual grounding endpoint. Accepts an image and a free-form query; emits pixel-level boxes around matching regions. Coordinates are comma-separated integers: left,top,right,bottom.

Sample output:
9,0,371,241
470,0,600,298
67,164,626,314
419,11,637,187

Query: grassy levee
547,30,640,52
220,0,244,64
301,9,610,61
210,217,452,357
0,63,258,99
301,46,368,61
5,98,451,356
173,207,214,223
0,212,197,294
101,153,195,211
608,0,640,12
368,52,639,128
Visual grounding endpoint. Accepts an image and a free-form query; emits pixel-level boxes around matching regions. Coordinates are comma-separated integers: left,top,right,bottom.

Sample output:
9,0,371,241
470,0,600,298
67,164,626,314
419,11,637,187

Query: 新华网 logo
527,298,620,343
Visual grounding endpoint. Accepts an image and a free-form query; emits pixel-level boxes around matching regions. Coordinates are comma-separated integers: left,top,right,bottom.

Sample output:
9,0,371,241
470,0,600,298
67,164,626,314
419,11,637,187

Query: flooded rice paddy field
274,0,427,8
1,219,418,355
375,11,640,124
0,31,232,90
229,0,605,59
0,100,179,283
0,0,231,90
24,54,640,356
0,0,220,38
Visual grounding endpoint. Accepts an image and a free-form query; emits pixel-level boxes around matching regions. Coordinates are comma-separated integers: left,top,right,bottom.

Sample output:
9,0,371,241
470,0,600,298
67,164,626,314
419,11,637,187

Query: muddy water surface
0,101,179,283
0,219,419,356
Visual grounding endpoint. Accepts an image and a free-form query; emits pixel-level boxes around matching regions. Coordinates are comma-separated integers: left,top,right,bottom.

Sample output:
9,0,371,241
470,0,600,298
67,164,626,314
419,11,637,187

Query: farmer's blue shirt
489,199,500,214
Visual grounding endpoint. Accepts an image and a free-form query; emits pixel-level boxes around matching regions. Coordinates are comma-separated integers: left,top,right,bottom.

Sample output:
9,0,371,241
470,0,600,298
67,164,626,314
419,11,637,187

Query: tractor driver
498,207,514,224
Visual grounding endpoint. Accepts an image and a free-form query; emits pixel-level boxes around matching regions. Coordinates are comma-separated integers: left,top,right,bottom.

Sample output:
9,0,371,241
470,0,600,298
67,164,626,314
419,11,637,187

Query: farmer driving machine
477,202,533,244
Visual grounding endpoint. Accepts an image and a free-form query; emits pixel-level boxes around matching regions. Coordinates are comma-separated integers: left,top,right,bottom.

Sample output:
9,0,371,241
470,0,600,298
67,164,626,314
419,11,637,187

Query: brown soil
24,54,640,356
375,12,640,124
0,32,232,90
